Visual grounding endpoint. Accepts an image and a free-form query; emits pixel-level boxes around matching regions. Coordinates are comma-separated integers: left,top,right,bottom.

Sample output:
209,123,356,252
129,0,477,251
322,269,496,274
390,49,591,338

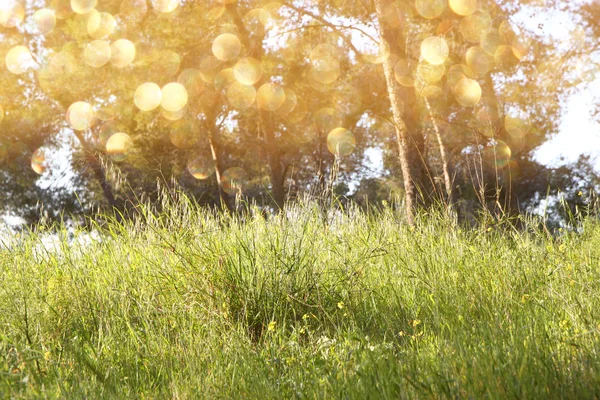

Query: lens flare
415,0,445,19
71,0,97,14
134,82,162,111
32,9,56,34
227,82,256,109
67,101,95,131
466,46,493,75
1,2,25,27
453,78,481,107
420,36,449,66
460,11,492,43
106,132,133,161
212,33,241,61
152,0,179,12
178,69,205,96
161,82,188,112
221,167,247,195
327,128,355,157
170,120,198,149
31,149,47,175
449,0,476,16
5,46,34,75
199,55,222,84
315,108,342,133
187,156,214,180
394,59,414,87
84,40,111,68
87,11,116,39
234,57,262,85
120,0,147,20
110,39,136,68
256,83,285,111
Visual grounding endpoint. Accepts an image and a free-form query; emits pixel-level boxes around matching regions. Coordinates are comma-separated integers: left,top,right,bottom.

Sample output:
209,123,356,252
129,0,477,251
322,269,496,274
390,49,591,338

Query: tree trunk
227,3,287,210
208,129,234,212
72,130,120,218
374,0,418,225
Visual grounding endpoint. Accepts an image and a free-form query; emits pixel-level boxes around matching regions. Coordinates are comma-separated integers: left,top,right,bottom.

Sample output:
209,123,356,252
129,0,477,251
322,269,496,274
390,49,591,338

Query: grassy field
1,198,600,399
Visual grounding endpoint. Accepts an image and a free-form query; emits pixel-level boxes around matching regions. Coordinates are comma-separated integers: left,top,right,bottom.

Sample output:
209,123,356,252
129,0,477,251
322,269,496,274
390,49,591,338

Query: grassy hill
1,199,600,398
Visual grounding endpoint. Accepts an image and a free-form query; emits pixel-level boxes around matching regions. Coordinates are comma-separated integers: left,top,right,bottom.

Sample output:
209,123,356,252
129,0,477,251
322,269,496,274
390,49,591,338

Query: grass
1,196,600,398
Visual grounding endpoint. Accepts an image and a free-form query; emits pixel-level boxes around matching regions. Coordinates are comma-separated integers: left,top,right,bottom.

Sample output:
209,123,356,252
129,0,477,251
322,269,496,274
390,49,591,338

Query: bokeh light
5,46,34,75
187,155,214,180
0,2,25,27
110,39,136,68
221,167,247,195
394,59,414,87
120,0,147,20
327,128,355,157
449,0,476,16
161,82,188,112
84,40,111,68
106,132,133,162
170,120,198,149
32,9,56,34
466,46,493,75
134,82,162,111
67,101,95,131
87,11,116,39
31,149,46,175
178,69,205,97
420,36,449,65
415,0,445,19
505,115,529,139
416,62,445,84
460,11,492,43
256,83,285,111
227,82,256,109
484,140,512,169
212,33,241,61
71,0,97,14
314,107,342,133
199,55,222,84
152,0,179,13
234,57,262,85
452,78,482,107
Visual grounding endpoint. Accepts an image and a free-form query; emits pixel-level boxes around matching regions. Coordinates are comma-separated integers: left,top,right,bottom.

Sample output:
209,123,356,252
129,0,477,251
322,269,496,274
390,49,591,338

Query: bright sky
513,2,600,171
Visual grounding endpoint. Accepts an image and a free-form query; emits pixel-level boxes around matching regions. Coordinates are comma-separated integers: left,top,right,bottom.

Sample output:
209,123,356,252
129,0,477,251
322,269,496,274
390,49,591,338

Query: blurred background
0,0,599,227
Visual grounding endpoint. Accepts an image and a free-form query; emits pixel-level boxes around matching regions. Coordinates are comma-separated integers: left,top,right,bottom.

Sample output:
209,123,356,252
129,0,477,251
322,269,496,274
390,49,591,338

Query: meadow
1,197,599,399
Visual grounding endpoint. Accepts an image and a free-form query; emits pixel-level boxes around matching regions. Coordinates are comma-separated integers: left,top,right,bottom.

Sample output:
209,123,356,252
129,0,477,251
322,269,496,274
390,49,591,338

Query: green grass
1,198,600,399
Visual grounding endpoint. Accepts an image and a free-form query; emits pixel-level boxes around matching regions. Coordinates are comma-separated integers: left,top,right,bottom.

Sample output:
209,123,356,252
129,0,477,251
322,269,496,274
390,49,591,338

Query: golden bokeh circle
234,57,263,85
187,156,214,180
212,33,242,61
256,83,285,111
134,82,162,111
227,81,256,110
420,36,449,66
67,101,95,131
221,167,247,195
84,40,111,68
448,0,476,16
327,128,356,157
152,0,179,13
106,132,134,162
71,0,97,14
110,39,136,68
32,9,57,34
161,82,188,112
31,148,47,175
415,0,445,19
87,11,116,39
5,46,34,75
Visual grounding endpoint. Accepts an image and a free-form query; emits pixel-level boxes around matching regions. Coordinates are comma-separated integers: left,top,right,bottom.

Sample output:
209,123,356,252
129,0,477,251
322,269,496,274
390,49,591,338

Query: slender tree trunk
424,97,454,208
227,3,287,210
207,128,234,212
72,130,120,218
374,0,417,225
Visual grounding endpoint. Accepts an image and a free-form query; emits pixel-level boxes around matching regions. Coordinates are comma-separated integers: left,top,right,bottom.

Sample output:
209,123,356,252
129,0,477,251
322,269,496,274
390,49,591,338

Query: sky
513,2,600,170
